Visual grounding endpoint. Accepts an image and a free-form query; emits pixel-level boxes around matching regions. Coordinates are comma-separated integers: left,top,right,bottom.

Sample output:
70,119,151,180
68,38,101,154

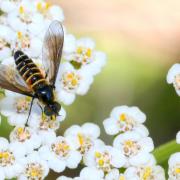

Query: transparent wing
42,20,64,86
0,65,34,97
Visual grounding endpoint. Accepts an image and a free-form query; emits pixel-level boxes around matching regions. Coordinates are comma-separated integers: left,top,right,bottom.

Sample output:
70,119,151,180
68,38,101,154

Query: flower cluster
57,106,166,180
0,0,107,106
167,63,180,180
0,0,107,179
168,132,180,180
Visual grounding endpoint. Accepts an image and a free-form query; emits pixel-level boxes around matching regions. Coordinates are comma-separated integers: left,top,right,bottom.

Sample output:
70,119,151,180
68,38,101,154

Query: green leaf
153,139,180,176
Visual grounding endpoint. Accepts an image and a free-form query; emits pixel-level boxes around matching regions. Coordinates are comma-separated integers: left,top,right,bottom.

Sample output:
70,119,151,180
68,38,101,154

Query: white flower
35,1,64,22
103,106,148,136
28,108,66,145
176,131,180,144
63,34,76,54
168,152,180,180
39,136,82,173
125,164,165,180
84,145,125,175
0,137,26,179
7,1,45,35
113,131,154,167
29,107,66,132
0,90,39,126
64,123,104,155
79,167,104,180
57,167,104,180
64,37,107,76
0,25,15,61
167,64,180,96
18,151,49,180
0,0,21,13
105,169,129,180
56,62,93,105
11,31,42,58
10,126,41,154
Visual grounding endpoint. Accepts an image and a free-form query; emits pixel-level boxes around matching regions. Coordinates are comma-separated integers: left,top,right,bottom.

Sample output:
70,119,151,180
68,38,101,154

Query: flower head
57,167,104,180
103,106,148,136
168,152,180,180
19,151,49,180
64,123,104,155
105,169,129,180
64,37,107,76
0,137,25,179
56,62,93,105
176,131,180,144
0,91,32,126
10,126,41,154
0,25,15,61
84,145,125,175
39,136,82,173
126,164,165,180
167,63,180,96
113,131,154,167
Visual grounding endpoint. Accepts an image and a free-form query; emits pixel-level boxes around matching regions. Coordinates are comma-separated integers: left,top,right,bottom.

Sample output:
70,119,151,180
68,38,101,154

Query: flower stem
153,140,180,166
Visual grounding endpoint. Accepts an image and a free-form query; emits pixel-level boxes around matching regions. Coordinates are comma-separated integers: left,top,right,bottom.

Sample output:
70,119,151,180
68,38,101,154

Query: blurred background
1,0,180,178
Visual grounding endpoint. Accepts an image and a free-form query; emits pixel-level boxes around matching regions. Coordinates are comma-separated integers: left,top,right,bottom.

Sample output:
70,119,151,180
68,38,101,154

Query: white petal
66,151,82,169
103,118,119,135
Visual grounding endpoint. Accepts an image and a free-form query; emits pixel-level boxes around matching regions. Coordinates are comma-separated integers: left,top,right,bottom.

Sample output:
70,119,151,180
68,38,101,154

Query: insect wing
0,65,33,97
42,20,64,86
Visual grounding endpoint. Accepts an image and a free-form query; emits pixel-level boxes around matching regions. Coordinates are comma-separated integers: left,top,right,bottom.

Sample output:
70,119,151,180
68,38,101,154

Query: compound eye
44,105,53,116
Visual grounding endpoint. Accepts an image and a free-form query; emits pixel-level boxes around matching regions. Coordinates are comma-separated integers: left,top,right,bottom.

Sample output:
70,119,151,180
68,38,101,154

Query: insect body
14,50,60,116
0,20,64,118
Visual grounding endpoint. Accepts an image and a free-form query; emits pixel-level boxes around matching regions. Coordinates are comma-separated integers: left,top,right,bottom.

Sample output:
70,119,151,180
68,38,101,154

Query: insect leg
37,102,43,116
25,97,35,127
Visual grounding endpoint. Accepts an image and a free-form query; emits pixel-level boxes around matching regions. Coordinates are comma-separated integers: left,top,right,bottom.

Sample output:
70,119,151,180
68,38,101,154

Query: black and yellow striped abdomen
14,50,47,91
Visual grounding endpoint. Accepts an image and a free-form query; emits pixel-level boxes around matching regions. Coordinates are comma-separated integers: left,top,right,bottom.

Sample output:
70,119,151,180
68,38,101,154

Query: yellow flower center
78,133,84,145
39,113,59,131
0,150,15,167
118,113,135,132
16,32,31,49
19,6,24,14
62,71,81,91
14,96,31,113
13,127,31,142
120,113,126,121
123,140,140,157
119,176,125,180
125,140,134,147
17,31,22,39
26,163,44,179
37,2,51,16
143,167,152,180
74,46,93,65
51,140,70,157
94,151,112,173
175,167,180,174
77,134,93,154
18,6,32,24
